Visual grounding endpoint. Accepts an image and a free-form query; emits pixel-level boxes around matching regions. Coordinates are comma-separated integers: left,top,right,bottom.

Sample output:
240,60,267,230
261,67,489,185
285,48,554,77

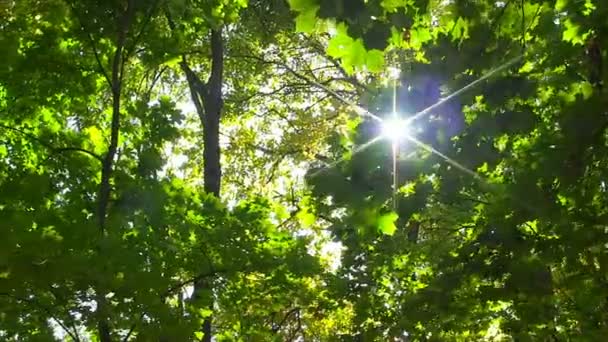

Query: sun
381,117,410,141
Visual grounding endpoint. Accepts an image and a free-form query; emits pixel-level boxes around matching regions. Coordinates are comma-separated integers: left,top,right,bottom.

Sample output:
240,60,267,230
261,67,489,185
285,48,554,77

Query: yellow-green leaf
295,6,318,33
287,0,316,12
366,49,385,73
378,212,398,235
327,24,354,58
562,19,585,45
85,126,105,154
297,210,316,227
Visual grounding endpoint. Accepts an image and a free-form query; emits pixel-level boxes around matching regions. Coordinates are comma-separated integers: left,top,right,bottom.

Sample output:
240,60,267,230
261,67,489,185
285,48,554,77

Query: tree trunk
94,2,135,339
202,28,223,197
179,27,224,342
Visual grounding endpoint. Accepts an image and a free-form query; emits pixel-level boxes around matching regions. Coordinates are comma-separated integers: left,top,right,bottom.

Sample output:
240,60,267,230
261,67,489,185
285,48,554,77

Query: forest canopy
1,0,607,340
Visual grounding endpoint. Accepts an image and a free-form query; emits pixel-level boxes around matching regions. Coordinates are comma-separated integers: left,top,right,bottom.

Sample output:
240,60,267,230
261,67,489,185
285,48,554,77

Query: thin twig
229,54,359,107
524,222,539,236
525,4,543,37
459,194,491,205
144,65,168,103
490,0,512,33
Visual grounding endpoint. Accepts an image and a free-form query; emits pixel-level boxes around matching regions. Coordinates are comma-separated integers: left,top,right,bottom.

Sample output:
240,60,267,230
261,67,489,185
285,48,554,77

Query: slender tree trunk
201,28,223,197
178,27,224,342
199,27,223,342
93,2,135,340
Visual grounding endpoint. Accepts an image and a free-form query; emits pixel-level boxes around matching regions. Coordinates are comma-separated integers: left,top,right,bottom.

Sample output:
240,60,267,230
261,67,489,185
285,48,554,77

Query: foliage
0,0,336,340
300,0,608,340
1,0,608,340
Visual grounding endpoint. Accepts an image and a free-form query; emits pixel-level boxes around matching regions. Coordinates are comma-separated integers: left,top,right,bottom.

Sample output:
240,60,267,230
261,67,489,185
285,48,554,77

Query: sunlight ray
404,55,523,126
391,77,399,210
392,140,398,210
392,77,397,118
300,75,384,122
309,136,383,178
404,134,544,216
311,55,525,209
404,135,481,180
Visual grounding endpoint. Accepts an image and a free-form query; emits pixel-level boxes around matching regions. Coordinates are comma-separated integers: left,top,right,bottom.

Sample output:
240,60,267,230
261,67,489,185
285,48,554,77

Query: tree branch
121,268,226,342
272,307,300,333
52,147,104,162
490,0,512,33
47,286,82,342
0,292,81,341
165,8,207,122
98,0,136,232
67,1,112,89
95,2,136,341
143,65,168,103
124,0,161,60
163,269,226,298
228,81,344,105
305,40,369,93
180,57,206,122
228,54,359,108
0,124,103,162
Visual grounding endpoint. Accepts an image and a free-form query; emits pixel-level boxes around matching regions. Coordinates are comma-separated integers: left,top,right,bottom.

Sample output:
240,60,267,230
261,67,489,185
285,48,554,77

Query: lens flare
381,117,410,142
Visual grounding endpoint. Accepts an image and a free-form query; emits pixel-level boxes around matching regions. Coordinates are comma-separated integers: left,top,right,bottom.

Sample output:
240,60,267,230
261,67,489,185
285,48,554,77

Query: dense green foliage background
1,0,607,340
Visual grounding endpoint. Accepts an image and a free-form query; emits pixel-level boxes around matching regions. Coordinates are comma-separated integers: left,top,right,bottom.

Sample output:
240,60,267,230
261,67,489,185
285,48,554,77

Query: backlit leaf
377,212,398,235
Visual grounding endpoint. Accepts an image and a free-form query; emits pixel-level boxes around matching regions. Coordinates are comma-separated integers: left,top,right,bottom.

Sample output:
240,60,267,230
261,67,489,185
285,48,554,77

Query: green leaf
297,209,316,227
451,17,469,41
365,49,385,73
163,55,182,67
381,0,411,12
562,19,585,45
84,126,105,154
342,39,367,73
398,182,417,196
377,212,398,235
200,308,213,318
583,0,596,15
295,6,319,33
287,0,317,12
327,24,354,58
409,27,432,50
